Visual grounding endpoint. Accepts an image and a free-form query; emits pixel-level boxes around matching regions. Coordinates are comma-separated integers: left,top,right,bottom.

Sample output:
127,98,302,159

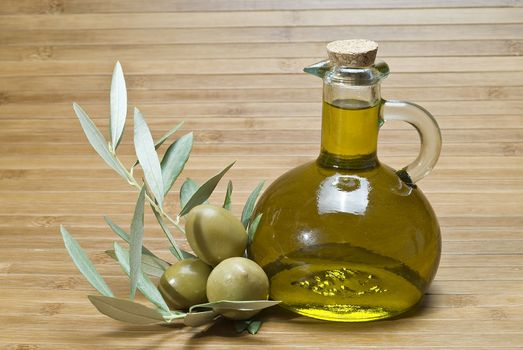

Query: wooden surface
1,1,523,349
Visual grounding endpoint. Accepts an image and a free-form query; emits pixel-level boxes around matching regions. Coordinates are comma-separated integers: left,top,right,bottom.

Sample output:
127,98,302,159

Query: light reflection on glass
297,230,316,246
317,175,370,215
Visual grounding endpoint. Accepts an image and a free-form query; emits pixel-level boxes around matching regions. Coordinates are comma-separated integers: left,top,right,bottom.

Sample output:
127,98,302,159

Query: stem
163,312,187,323
130,180,185,234
139,177,186,260
113,153,186,234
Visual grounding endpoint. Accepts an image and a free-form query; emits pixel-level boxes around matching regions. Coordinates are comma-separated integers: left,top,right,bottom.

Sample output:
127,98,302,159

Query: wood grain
1,1,522,349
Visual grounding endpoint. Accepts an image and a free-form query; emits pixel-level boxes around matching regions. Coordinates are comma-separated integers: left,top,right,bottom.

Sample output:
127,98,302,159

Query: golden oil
321,100,379,158
266,244,424,321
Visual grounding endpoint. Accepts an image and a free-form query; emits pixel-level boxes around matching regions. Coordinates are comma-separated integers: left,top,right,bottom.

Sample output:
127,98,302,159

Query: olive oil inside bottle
250,158,440,322
321,100,380,160
266,243,424,322
250,78,440,323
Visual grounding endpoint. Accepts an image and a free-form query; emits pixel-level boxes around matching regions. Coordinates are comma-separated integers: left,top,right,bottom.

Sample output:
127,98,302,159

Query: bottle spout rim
303,59,332,79
304,60,390,84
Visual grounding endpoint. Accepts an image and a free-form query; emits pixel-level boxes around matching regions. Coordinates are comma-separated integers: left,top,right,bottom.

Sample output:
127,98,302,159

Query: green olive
206,257,269,320
185,204,247,266
158,258,212,310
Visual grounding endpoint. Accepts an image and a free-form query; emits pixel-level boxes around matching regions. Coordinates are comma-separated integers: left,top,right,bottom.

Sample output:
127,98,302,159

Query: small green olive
206,257,269,320
158,258,212,310
185,204,247,266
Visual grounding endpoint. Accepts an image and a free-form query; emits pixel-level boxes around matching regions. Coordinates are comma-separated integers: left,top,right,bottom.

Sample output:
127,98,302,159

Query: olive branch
60,62,270,333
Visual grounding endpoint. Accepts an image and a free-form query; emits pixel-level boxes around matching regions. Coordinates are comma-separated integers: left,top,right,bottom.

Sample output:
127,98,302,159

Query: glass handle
382,100,442,184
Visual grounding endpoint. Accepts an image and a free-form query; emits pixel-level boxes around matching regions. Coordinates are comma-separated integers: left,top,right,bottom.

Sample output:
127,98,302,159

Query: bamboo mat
1,1,522,349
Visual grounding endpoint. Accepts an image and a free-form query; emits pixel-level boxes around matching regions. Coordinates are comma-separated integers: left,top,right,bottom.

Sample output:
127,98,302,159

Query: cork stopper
326,39,378,67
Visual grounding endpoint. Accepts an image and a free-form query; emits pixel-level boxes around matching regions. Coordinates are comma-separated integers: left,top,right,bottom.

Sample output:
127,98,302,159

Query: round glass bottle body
249,64,441,322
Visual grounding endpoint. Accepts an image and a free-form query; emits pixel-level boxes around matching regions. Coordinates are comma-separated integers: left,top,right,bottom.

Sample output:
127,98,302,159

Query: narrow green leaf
104,215,155,263
103,216,168,265
109,61,127,150
241,180,265,228
88,295,164,324
234,318,262,334
104,215,132,242
105,250,167,278
130,121,184,170
155,121,185,149
129,187,146,300
150,204,184,261
169,246,196,261
166,246,182,261
179,162,235,216
247,213,263,246
161,132,193,195
190,300,280,313
134,108,164,208
223,180,233,210
247,320,262,334
60,225,113,297
113,242,170,312
234,320,250,333
141,176,157,207
179,178,199,209
72,103,128,180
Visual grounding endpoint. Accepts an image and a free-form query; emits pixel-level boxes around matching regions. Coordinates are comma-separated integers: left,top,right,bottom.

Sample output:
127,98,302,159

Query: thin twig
114,153,186,236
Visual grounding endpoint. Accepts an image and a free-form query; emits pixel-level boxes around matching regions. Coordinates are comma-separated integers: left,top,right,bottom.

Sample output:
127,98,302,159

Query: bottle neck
317,74,381,169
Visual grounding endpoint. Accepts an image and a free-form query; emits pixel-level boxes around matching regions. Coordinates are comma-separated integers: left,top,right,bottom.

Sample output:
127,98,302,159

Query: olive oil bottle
249,40,442,322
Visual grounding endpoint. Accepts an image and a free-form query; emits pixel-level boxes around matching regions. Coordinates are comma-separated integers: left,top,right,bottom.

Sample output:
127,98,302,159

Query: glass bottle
249,40,442,322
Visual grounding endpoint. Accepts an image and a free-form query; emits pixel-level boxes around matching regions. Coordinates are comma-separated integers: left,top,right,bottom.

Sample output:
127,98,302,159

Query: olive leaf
223,180,233,210
155,121,185,149
150,204,184,261
184,310,220,327
247,213,263,246
129,187,146,300
130,121,185,171
190,300,281,313
72,103,128,180
247,320,263,334
161,132,193,196
60,225,114,297
88,295,165,324
180,178,199,209
103,215,169,268
235,319,263,334
131,121,184,168
241,180,265,228
179,162,235,216
105,250,167,278
109,61,127,151
169,247,196,260
134,108,164,208
234,320,250,333
141,176,157,206
113,242,170,312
